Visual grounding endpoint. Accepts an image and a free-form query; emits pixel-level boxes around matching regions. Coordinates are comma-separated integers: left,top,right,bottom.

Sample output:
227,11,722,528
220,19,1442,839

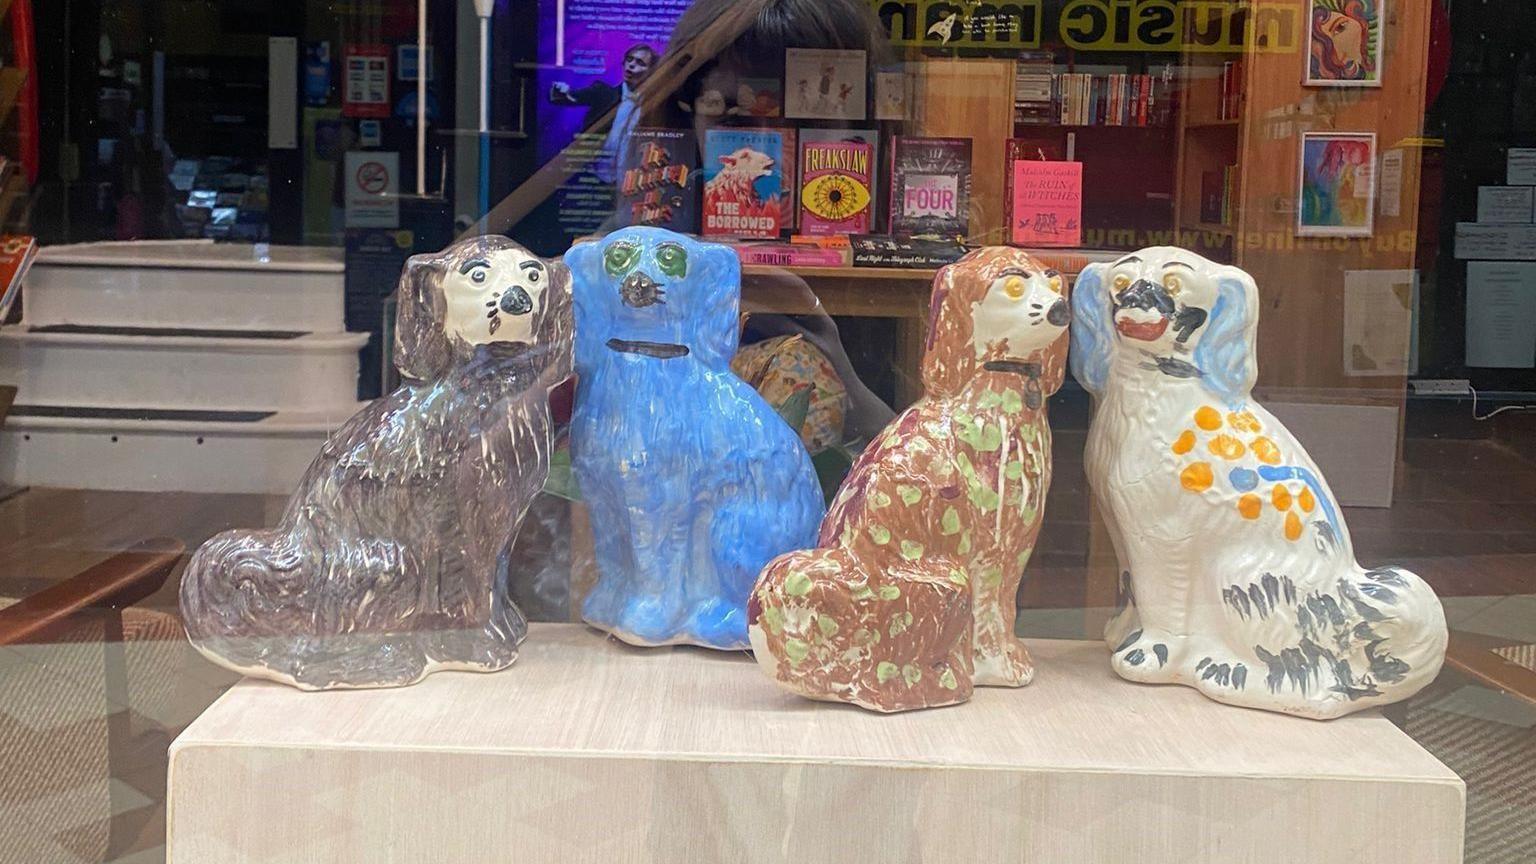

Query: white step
23,241,346,332
0,407,361,494
0,327,369,412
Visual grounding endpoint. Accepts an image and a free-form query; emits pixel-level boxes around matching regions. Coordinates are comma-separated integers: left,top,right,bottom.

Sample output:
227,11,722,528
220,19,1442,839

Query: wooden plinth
168,624,1463,864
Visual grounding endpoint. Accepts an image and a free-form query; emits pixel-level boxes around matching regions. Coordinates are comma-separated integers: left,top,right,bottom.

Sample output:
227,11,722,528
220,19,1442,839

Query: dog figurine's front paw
1109,628,1185,683
685,596,750,649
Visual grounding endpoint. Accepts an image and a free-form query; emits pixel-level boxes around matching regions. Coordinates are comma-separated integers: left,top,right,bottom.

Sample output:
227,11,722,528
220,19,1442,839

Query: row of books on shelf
1044,72,1165,127
622,127,976,242
626,124,1084,247
1012,55,1173,128
1199,165,1239,227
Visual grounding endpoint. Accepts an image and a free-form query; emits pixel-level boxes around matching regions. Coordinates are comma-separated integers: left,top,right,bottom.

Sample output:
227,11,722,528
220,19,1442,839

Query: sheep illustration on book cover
703,128,795,239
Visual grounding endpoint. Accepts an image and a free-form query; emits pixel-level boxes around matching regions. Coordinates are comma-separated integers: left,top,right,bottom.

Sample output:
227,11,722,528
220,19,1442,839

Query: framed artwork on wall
1305,0,1384,87
1297,132,1377,237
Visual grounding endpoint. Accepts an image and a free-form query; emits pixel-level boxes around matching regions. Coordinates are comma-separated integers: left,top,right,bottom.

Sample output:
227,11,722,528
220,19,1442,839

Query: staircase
0,241,367,494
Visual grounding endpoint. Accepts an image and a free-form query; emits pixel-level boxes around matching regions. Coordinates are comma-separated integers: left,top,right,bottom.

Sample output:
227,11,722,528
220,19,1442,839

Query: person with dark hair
647,0,900,445
655,0,893,131
550,43,660,182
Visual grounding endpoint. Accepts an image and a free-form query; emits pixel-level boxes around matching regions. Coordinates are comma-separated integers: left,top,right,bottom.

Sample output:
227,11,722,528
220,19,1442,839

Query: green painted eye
603,241,640,277
654,243,688,278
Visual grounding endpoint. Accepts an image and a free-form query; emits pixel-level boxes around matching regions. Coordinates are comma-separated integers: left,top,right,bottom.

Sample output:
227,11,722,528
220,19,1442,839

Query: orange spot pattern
1227,411,1261,433
1174,404,1314,544
1208,434,1245,460
1284,511,1303,541
1171,429,1196,455
1180,462,1213,492
1250,437,1282,465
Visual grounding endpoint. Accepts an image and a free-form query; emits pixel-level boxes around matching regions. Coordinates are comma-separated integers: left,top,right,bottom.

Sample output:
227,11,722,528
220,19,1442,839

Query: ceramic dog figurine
749,248,1070,712
567,227,823,649
180,236,572,689
1070,246,1446,719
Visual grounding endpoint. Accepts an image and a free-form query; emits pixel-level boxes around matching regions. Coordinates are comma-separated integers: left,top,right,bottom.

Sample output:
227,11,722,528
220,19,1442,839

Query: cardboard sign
343,45,390,119
1009,160,1082,247
344,151,400,228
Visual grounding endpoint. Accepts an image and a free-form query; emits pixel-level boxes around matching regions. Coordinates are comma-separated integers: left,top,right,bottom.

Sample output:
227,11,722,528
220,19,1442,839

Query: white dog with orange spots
1070,247,1446,719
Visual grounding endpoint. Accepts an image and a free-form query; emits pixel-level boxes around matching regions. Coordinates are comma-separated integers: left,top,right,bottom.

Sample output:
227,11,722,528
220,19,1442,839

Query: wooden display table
168,625,1463,864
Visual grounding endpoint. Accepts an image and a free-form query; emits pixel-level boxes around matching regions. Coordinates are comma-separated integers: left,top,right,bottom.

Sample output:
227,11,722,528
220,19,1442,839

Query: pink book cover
1008,160,1083,247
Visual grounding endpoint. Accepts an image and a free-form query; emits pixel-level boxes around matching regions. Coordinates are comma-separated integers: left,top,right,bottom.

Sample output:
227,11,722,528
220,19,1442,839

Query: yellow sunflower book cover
799,138,873,236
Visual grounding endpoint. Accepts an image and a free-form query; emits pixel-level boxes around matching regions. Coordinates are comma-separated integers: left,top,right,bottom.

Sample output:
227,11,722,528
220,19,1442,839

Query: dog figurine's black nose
1046,299,1070,326
621,272,664,308
499,286,534,315
1116,279,1176,315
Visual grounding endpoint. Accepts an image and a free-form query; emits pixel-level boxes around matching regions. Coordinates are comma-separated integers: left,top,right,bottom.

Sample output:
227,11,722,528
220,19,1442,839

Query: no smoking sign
356,161,390,196
344,151,400,228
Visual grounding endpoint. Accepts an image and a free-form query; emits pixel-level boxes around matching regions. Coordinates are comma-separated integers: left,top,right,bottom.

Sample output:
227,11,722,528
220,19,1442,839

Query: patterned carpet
1409,685,1536,864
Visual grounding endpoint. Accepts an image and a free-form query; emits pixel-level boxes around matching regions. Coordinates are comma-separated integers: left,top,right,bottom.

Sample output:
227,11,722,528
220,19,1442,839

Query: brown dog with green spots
748,247,1070,712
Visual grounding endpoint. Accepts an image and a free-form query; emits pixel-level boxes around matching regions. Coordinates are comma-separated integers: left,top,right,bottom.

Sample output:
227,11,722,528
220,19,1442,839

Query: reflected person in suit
549,43,658,184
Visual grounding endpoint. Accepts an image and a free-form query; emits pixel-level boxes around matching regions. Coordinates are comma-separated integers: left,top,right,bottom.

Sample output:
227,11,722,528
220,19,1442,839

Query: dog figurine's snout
1116,279,1175,314
499,286,534,316
1047,298,1070,327
620,272,665,308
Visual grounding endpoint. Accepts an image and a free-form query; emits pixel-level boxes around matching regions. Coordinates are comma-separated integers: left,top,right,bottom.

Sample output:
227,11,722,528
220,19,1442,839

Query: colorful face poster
1306,0,1384,86
1298,132,1376,237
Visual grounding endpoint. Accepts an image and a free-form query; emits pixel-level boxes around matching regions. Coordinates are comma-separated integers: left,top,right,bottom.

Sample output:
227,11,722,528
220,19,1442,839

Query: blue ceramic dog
567,228,824,649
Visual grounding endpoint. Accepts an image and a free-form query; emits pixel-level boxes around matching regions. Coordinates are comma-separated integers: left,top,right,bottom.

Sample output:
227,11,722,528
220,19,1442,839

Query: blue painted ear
1193,269,1260,407
690,238,742,368
563,240,610,365
1069,263,1114,397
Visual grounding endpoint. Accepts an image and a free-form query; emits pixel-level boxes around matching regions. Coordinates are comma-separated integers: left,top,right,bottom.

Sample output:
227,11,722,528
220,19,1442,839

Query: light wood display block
168,625,1463,864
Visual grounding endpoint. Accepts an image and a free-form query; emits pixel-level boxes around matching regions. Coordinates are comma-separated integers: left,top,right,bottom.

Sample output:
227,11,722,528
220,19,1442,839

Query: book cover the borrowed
889,136,972,238
799,139,873,235
703,128,794,239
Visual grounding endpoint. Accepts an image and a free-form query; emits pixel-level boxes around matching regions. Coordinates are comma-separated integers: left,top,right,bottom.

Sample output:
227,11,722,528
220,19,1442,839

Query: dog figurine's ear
534,259,575,381
394,254,454,382
1069,262,1114,397
691,239,742,369
564,240,609,367
919,262,969,398
1193,265,1260,407
1039,277,1071,397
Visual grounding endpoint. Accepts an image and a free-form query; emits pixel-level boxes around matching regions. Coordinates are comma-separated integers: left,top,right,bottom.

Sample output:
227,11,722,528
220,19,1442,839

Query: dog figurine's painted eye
1002,275,1027,300
1047,270,1063,293
1163,273,1183,294
654,243,688,278
528,269,540,283
1112,273,1132,291
604,241,641,277
471,270,487,284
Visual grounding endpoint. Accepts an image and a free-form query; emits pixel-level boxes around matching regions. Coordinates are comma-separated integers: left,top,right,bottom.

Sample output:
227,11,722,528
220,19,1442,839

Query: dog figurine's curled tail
1070,246,1446,719
179,236,573,689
